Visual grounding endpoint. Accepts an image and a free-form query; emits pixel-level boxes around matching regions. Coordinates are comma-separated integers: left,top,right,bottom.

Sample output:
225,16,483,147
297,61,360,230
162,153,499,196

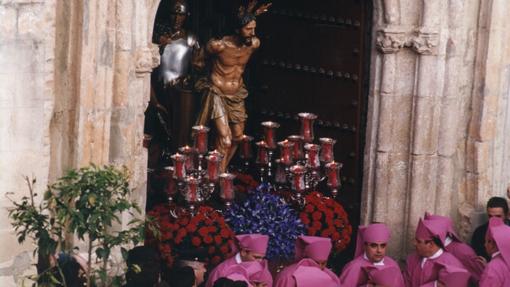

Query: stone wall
363,0,510,259
0,0,56,285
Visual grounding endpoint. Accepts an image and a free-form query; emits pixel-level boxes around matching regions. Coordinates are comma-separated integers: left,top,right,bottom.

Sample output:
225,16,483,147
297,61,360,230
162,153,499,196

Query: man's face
484,237,498,256
240,249,265,262
487,207,506,219
170,13,186,31
414,238,434,257
364,242,387,263
240,20,256,45
191,262,206,286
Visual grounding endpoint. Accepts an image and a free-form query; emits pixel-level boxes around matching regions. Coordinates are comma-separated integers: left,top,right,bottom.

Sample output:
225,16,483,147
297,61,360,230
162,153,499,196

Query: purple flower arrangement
224,184,305,260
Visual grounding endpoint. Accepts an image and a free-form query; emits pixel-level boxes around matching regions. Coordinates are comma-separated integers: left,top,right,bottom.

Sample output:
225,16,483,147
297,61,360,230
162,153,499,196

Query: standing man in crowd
274,236,340,287
404,218,470,287
206,234,272,287
479,217,510,286
471,196,510,261
339,223,404,287
424,213,485,284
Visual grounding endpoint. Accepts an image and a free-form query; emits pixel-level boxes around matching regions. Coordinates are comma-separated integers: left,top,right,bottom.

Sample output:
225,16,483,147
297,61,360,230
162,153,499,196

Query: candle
278,140,294,165
298,113,318,143
261,121,280,149
179,145,196,171
304,143,321,169
206,150,223,182
184,176,199,203
192,125,210,154
171,153,187,180
325,161,342,188
274,159,287,184
319,137,336,163
239,135,254,159
290,164,306,192
219,173,236,201
288,135,304,160
255,141,270,165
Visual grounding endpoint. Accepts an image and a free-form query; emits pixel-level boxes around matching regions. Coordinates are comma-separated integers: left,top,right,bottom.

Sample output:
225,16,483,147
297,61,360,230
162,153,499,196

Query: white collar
421,248,443,268
491,251,501,259
235,253,242,264
444,236,453,247
363,252,385,266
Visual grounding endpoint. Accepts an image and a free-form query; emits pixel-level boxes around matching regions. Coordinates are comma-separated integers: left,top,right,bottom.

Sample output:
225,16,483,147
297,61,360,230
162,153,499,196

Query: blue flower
225,185,305,260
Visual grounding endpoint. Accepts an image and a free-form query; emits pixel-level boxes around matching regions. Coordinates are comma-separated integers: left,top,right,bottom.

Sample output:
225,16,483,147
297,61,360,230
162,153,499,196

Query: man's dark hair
169,266,195,287
425,237,444,249
487,196,509,215
52,253,85,287
213,277,235,287
125,246,161,287
232,281,248,287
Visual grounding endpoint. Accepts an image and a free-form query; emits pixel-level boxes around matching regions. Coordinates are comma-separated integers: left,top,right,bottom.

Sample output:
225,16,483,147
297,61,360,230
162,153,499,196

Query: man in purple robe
274,235,340,287
222,260,271,287
206,234,272,287
404,218,470,287
479,217,510,286
424,212,485,284
339,223,405,287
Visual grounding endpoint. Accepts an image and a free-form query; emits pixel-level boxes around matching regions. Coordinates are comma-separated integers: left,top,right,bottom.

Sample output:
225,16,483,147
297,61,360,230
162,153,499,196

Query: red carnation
301,216,310,225
208,246,216,254
214,235,223,245
192,236,202,247
204,236,213,244
312,221,322,229
312,211,322,221
220,228,230,238
220,245,229,254
305,204,315,213
186,224,197,233
177,228,187,238
198,227,209,237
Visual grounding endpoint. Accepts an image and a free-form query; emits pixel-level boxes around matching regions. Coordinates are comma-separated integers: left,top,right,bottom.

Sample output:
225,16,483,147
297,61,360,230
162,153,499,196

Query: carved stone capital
410,28,439,55
135,43,160,77
376,27,407,54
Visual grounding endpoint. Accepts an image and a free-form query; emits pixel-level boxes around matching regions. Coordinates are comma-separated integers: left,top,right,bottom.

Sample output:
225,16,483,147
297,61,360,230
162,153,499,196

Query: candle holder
261,121,280,179
319,137,336,163
206,150,223,182
192,125,210,172
238,135,253,171
162,166,176,202
183,176,200,214
255,140,270,183
288,135,304,161
219,173,236,207
278,140,294,166
325,161,342,197
179,145,197,172
298,112,318,143
290,164,306,201
171,153,187,180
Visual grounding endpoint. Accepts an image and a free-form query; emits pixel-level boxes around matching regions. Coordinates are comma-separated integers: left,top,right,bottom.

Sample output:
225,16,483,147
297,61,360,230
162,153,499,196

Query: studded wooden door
249,0,371,250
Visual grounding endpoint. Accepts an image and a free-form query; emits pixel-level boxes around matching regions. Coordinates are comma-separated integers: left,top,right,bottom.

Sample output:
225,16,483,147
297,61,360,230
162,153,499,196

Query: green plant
9,165,146,287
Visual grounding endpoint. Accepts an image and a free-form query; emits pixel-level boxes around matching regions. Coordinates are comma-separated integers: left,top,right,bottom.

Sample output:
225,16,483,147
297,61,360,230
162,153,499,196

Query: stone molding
376,26,439,55
135,43,160,77
410,28,439,55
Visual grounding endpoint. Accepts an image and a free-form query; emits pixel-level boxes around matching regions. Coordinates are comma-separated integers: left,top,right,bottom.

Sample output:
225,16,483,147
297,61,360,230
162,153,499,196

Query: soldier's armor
159,34,198,87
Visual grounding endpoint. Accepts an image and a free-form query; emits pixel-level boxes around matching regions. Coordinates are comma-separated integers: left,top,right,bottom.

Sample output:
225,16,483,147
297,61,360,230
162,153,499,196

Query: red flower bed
299,192,352,253
146,204,236,268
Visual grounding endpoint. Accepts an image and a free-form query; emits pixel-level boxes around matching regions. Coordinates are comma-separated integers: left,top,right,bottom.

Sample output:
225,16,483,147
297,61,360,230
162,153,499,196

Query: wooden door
248,0,372,264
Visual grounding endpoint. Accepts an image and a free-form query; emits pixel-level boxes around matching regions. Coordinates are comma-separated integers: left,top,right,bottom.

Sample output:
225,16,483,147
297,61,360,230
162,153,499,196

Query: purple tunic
479,254,510,287
339,255,404,287
445,240,484,283
206,256,272,287
274,258,340,287
404,251,469,287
